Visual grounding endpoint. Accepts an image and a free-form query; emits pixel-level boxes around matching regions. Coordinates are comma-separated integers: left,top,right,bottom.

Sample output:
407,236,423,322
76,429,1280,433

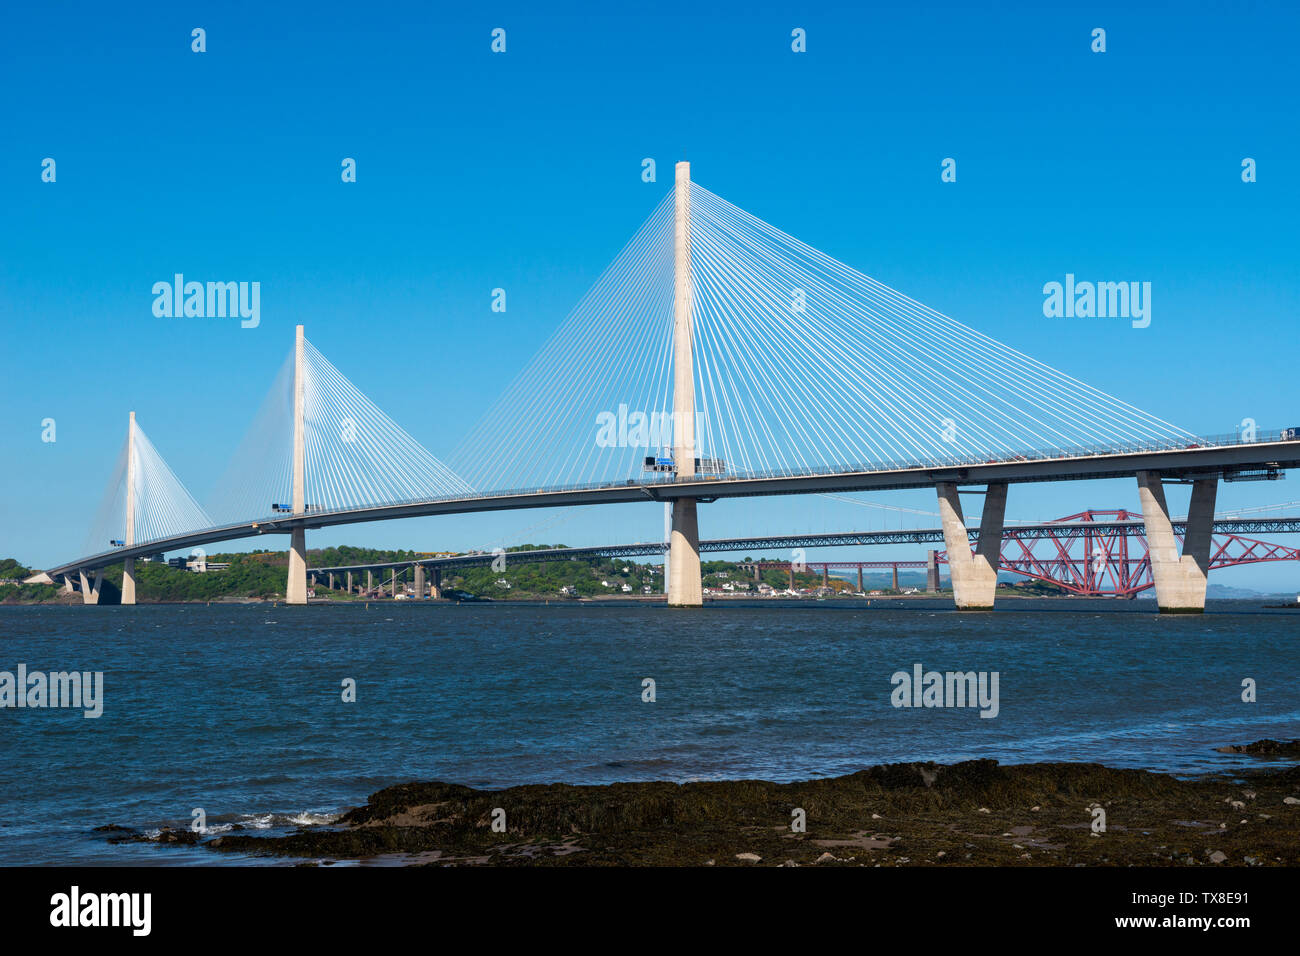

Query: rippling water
1,599,1296,864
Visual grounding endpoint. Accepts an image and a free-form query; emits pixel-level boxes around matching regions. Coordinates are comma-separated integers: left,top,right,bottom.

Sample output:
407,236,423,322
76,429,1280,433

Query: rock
1208,850,1227,864
816,852,837,864
1283,797,1300,805
871,813,883,820
735,852,761,863
1030,805,1040,812
977,807,990,814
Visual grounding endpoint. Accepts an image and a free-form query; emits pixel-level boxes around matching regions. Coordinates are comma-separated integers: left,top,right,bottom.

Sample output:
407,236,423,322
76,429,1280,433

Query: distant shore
106,745,1300,867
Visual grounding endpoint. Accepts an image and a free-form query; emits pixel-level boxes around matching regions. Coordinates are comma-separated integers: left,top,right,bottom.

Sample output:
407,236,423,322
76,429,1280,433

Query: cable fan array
207,335,474,525
83,420,213,554
450,179,1194,493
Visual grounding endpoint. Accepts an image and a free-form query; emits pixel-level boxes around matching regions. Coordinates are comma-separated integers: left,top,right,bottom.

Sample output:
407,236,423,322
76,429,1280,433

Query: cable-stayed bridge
43,163,1300,612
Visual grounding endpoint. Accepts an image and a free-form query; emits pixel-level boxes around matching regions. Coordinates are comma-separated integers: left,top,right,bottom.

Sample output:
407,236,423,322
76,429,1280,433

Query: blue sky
2,1,1299,590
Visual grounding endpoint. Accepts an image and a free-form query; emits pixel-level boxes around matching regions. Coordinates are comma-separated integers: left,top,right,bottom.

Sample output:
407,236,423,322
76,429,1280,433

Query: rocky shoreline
104,747,1300,866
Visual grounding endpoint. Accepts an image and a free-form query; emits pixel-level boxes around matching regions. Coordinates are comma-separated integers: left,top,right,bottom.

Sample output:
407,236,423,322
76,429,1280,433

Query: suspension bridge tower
121,410,138,605
668,161,703,607
286,324,309,605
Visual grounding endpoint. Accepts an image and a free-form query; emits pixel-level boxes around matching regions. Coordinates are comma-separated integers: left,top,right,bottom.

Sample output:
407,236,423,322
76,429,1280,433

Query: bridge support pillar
79,569,103,605
287,527,308,605
891,563,899,592
789,567,795,591
926,550,939,592
1136,471,1217,613
857,566,864,593
822,566,830,588
429,568,442,600
414,565,425,599
121,558,137,605
668,499,703,606
62,574,73,594
936,481,1006,610
366,570,373,594
328,572,335,591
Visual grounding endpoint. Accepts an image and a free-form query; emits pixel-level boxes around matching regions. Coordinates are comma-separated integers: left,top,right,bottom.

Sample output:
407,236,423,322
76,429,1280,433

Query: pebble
735,852,762,863
1208,850,1227,863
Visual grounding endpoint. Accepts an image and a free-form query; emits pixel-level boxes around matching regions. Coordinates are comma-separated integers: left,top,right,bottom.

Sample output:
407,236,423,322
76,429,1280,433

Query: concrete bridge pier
857,566,864,592
891,564,899,591
822,566,830,588
788,567,795,590
1136,471,1217,612
122,559,136,605
346,571,353,594
79,568,103,605
328,572,335,591
429,568,442,600
62,574,73,594
936,481,1007,610
668,500,703,606
287,527,308,605
926,550,940,592
414,564,425,599
366,570,373,594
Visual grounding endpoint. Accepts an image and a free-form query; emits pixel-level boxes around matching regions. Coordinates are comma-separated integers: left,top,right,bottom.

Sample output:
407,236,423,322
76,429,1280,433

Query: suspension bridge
38,163,1300,612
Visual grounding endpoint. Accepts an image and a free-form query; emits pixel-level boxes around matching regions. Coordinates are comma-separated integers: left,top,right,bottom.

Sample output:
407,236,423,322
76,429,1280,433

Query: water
1,599,1296,865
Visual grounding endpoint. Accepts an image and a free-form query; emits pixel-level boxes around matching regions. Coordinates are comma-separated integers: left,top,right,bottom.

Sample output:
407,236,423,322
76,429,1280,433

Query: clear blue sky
2,1,1298,590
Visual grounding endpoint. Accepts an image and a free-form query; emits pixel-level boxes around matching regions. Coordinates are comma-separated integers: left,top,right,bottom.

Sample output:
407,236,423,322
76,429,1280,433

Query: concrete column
286,324,309,606
82,569,103,605
857,566,864,592
926,550,940,592
414,565,425,599
892,564,899,591
788,567,795,590
288,528,308,604
62,574,73,594
328,573,335,591
429,568,442,600
667,160,702,608
346,571,353,594
936,482,1006,610
822,566,830,587
121,411,138,605
366,570,373,593
1136,471,1217,612
753,563,761,583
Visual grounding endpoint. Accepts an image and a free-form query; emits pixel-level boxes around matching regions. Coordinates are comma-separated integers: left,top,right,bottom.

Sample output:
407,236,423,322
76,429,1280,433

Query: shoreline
106,749,1300,867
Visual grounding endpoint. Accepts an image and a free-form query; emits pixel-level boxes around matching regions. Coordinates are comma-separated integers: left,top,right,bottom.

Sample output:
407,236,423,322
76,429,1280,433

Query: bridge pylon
936,481,1007,609
667,160,703,607
1136,471,1217,612
286,324,309,605
121,411,138,605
